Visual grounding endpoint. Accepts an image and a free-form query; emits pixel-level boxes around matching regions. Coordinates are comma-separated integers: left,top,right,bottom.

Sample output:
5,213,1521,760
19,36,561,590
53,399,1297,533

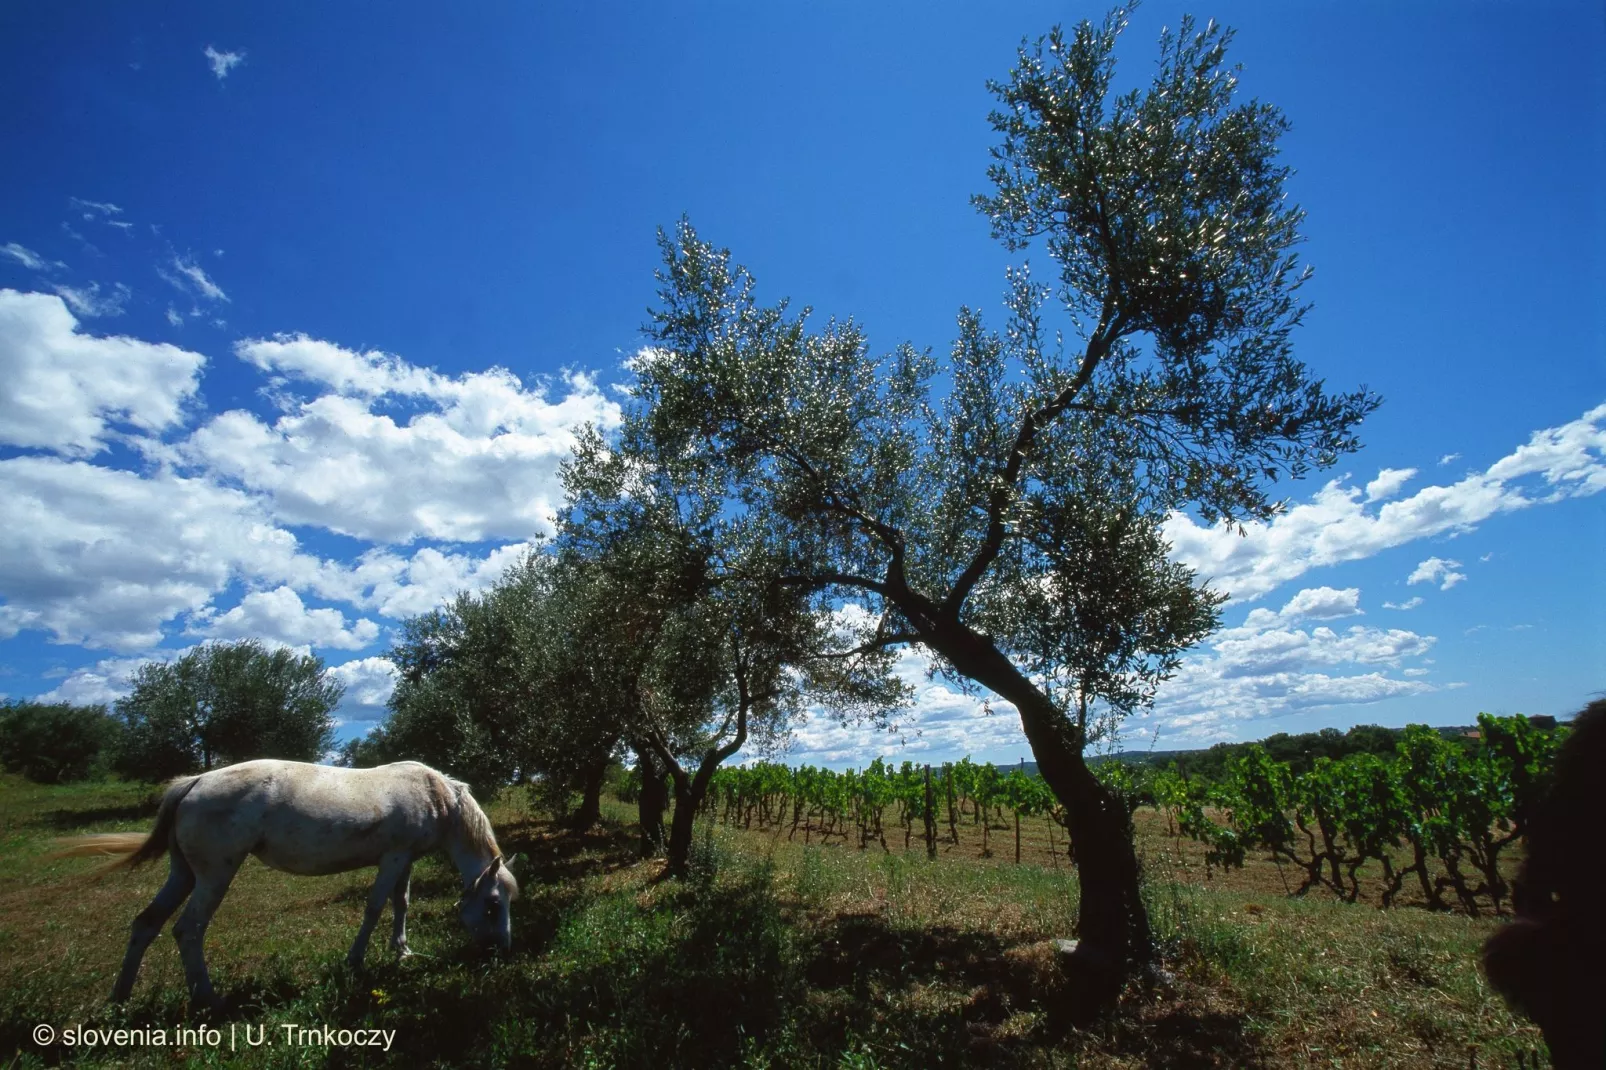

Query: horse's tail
52,774,202,876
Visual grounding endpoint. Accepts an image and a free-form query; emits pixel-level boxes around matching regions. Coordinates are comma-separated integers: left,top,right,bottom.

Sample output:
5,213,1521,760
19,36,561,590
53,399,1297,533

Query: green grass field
0,775,1547,1068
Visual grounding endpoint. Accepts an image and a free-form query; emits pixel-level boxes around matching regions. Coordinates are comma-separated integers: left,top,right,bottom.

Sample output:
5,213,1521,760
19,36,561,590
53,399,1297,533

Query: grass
0,775,1548,1068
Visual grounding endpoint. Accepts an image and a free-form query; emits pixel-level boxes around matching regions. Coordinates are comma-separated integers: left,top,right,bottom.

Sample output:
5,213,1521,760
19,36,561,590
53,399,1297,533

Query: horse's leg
172,857,241,1010
389,859,415,957
347,852,411,969
111,847,195,1002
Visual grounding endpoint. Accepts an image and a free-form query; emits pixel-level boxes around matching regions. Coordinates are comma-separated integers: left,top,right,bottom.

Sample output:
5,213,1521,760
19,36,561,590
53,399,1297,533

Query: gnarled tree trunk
570,755,610,832
633,745,668,858
916,611,1149,1012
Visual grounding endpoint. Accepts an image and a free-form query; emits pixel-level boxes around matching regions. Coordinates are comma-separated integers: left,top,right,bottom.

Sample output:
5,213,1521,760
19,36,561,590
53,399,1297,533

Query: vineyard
699,712,1560,917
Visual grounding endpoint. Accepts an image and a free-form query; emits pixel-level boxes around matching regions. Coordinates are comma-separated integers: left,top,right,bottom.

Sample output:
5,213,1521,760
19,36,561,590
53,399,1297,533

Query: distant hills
995,718,1559,781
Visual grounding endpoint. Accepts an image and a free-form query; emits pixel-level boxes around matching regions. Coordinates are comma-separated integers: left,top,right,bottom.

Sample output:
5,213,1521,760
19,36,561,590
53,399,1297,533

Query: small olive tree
115,640,341,779
557,435,908,876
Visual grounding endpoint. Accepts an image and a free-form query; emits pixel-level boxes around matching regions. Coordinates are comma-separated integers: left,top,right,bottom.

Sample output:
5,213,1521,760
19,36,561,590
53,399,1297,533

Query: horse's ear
505,852,524,874
474,856,502,891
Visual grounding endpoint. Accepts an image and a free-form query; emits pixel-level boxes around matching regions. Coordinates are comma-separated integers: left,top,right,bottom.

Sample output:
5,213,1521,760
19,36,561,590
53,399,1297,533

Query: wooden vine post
945,763,959,845
923,764,938,860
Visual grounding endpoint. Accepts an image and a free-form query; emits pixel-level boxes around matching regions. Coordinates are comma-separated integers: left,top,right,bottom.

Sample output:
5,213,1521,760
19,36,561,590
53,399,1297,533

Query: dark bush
0,700,124,783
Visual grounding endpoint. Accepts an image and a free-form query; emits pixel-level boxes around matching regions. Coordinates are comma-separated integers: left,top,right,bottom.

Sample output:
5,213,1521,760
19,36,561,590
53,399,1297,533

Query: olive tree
115,639,341,779
558,434,908,876
374,552,622,820
618,9,1376,1002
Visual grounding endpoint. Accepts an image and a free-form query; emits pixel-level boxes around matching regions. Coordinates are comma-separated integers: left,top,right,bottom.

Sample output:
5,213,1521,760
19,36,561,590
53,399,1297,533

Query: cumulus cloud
0,290,205,456
1166,403,1606,601
0,457,341,651
1383,597,1424,611
203,46,245,80
327,657,399,722
1230,585,1361,635
193,586,380,650
778,647,1027,767
34,654,157,706
51,281,131,318
0,443,543,652
775,585,1435,764
338,542,537,618
181,336,621,543
1364,467,1416,502
1408,557,1466,591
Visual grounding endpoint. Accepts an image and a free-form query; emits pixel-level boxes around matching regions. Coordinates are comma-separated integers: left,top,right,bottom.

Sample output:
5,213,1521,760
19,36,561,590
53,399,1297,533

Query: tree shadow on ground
37,800,160,830
796,909,1265,1069
506,819,641,887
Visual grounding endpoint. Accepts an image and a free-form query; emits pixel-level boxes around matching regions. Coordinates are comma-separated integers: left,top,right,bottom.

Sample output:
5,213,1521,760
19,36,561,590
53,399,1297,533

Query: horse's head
460,855,519,951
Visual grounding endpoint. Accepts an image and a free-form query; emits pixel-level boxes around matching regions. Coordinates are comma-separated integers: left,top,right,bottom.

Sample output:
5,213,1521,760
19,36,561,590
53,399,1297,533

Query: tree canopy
115,639,341,780
602,6,1377,999
0,700,123,784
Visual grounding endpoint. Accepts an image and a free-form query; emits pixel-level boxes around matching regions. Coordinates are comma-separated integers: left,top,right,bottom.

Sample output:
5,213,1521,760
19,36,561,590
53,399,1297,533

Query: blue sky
1,3,1601,768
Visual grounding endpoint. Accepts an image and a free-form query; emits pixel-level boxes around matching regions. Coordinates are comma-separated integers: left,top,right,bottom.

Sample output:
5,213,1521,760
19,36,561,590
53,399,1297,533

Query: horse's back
173,759,457,876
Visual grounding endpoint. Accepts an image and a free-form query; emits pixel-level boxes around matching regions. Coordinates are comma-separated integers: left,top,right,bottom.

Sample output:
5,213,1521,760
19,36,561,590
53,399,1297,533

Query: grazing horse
58,759,519,1008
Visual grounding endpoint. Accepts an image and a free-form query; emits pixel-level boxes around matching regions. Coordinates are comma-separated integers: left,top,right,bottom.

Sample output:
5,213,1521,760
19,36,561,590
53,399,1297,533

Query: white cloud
161,256,227,302
34,654,157,706
1439,453,1461,466
51,281,131,318
193,586,380,651
1117,607,1438,743
0,290,205,456
2,243,62,272
1272,585,1363,622
327,657,399,722
1166,403,1606,601
1364,467,1416,502
1383,596,1424,611
779,646,1028,767
774,586,1435,763
337,542,537,618
181,336,622,543
203,46,246,80
0,457,342,651
165,306,183,326
69,198,122,219
1408,557,1465,591
1209,624,1432,679
237,334,440,397
0,443,544,653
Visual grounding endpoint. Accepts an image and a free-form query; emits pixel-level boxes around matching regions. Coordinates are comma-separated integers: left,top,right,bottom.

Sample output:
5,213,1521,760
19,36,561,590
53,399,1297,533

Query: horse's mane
449,778,501,859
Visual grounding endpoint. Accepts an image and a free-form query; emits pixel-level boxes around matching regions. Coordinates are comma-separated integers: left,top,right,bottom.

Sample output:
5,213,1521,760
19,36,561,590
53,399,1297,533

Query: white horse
58,759,519,1008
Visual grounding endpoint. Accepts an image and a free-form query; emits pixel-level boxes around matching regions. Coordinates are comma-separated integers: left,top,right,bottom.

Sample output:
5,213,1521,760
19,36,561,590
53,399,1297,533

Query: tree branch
942,298,1125,616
